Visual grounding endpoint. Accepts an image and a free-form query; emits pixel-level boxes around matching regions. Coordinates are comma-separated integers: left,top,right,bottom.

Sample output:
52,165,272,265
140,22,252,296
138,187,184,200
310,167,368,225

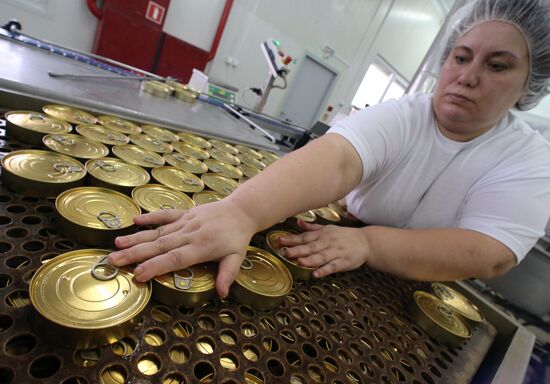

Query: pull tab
160,204,175,210
150,138,163,146
76,114,90,123
95,160,116,172
212,166,223,173
97,211,122,228
143,155,163,165
107,133,126,142
51,135,75,146
113,119,125,126
52,162,83,174
174,269,193,290
222,186,234,195
436,303,455,319
183,177,200,186
91,256,118,281
240,258,253,270
29,112,46,122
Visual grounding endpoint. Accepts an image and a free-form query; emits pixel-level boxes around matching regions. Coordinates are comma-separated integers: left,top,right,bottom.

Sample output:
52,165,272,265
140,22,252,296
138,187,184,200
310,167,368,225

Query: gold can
85,158,150,194
55,187,141,246
409,291,471,347
236,153,266,170
173,142,210,160
43,104,97,125
203,158,243,179
312,206,341,224
164,152,207,174
201,173,239,196
432,283,485,326
174,88,198,103
238,164,262,179
152,166,205,193
29,249,151,349
258,150,280,165
97,115,142,135
5,110,72,145
141,124,179,142
153,263,216,307
43,133,109,160
1,150,86,197
235,144,263,160
192,190,225,206
132,184,195,212
141,80,174,98
294,210,317,223
76,124,130,146
209,138,239,155
266,230,315,281
129,133,173,154
230,246,293,310
208,147,241,166
177,132,212,149
112,144,165,168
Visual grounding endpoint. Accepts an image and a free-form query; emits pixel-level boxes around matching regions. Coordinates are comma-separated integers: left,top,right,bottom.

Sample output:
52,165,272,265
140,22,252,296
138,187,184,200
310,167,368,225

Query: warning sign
145,1,166,25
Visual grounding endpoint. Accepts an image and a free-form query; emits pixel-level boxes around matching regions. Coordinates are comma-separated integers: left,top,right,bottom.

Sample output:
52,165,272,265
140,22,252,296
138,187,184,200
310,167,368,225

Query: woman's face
433,21,529,141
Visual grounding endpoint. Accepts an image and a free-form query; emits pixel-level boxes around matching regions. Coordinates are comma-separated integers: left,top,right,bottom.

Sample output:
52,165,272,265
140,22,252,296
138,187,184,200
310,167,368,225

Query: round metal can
164,152,208,174
258,150,280,165
201,173,239,196
294,210,317,223
174,88,198,103
238,164,262,179
152,166,205,193
230,246,293,310
431,283,485,326
76,124,130,146
177,132,212,149
55,187,141,246
85,157,150,194
5,110,72,145
141,124,179,142
43,104,97,125
29,249,151,349
236,152,266,170
235,144,263,160
43,133,109,160
208,147,241,166
112,144,165,168
153,263,216,307
266,230,315,281
173,142,210,160
203,158,243,179
192,190,225,206
141,80,174,98
132,184,195,212
1,150,86,197
312,206,341,224
408,291,471,347
208,138,239,155
97,115,142,135
129,133,173,154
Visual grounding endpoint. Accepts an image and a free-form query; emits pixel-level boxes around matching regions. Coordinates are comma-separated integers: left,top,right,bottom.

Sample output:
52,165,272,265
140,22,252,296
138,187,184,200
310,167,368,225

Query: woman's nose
457,64,480,87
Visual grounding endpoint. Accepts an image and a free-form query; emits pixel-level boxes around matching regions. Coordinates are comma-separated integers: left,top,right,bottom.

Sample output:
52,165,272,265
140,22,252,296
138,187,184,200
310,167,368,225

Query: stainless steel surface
48,72,157,81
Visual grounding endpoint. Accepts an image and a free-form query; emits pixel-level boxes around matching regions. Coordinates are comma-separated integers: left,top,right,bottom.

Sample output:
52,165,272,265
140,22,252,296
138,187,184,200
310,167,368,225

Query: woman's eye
489,63,507,72
455,56,467,64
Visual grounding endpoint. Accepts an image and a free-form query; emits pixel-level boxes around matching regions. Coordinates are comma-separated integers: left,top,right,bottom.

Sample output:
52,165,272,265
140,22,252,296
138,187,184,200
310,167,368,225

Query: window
352,60,407,108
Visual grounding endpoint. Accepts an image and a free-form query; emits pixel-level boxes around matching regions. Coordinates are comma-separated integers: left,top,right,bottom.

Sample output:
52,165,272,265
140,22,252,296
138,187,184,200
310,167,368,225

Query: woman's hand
279,220,371,278
107,199,259,298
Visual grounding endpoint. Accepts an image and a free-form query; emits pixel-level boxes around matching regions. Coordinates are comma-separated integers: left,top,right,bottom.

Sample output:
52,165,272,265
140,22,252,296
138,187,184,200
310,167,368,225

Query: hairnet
440,0,550,111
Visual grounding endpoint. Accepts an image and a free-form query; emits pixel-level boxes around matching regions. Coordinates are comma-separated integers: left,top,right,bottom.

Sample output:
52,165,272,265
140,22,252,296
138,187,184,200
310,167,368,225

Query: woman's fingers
114,220,183,250
133,243,202,282
216,253,245,299
284,240,328,258
295,251,335,268
313,260,340,278
278,230,320,247
133,209,188,226
297,219,324,231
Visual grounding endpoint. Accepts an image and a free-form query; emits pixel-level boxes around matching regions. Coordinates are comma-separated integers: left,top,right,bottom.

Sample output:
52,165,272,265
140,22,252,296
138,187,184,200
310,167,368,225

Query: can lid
313,207,341,222
173,142,210,160
174,88,198,103
258,150,280,165
30,249,151,329
129,134,173,154
266,230,316,270
177,132,212,149
141,81,174,98
204,158,243,179
97,116,142,135
164,152,207,174
76,124,129,146
43,133,109,159
6,111,72,134
56,187,141,230
154,262,215,293
141,124,179,142
431,283,484,323
413,291,471,338
192,190,225,206
235,144,263,160
1,150,86,183
236,153,266,170
208,148,241,166
166,80,188,91
294,210,317,223
86,158,150,187
238,164,261,178
201,173,239,196
112,144,165,168
42,104,97,125
235,246,293,297
132,184,195,212
208,138,239,155
152,166,205,193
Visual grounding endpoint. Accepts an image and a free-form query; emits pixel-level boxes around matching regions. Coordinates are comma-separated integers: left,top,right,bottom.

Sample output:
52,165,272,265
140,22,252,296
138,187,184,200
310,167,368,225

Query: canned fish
203,158,243,179
112,144,165,168
141,80,174,98
153,263,216,307
43,133,109,160
235,144,263,160
173,142,210,160
266,230,315,281
164,152,208,174
431,283,485,326
141,124,179,142
201,173,239,196
97,115,142,135
132,184,195,212
192,190,225,206
76,124,130,146
43,104,97,125
152,166,205,193
129,133,173,154
208,138,239,155
5,110,72,145
85,157,150,194
208,148,241,166
177,132,212,149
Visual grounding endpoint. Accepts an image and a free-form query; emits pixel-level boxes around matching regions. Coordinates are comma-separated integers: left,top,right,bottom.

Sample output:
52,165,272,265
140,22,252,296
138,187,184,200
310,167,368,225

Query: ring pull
52,162,83,174
51,135,75,146
97,211,122,228
174,269,194,290
183,177,200,186
143,155,162,165
222,186,234,195
107,133,125,142
240,258,253,270
95,160,116,172
160,204,175,210
113,119,125,126
76,114,90,123
91,256,118,281
173,153,186,162
29,112,46,121
436,303,455,319
212,166,223,173
150,138,163,146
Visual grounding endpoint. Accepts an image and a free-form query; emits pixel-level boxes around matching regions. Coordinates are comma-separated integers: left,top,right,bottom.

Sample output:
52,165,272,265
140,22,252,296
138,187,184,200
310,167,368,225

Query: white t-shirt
328,93,550,262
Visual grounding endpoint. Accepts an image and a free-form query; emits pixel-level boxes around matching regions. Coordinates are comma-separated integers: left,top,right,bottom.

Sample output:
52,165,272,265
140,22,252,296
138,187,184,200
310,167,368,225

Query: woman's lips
446,93,474,103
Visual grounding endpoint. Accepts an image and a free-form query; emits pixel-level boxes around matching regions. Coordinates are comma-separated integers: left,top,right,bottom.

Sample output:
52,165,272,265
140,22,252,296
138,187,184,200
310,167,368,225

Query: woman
109,0,550,299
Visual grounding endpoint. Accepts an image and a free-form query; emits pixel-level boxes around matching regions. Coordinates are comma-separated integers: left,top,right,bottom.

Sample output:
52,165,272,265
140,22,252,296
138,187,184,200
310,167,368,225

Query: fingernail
280,247,287,256
134,265,143,276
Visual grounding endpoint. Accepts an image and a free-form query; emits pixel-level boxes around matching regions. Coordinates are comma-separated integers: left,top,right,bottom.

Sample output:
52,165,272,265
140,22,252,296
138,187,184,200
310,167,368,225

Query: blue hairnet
441,0,550,111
